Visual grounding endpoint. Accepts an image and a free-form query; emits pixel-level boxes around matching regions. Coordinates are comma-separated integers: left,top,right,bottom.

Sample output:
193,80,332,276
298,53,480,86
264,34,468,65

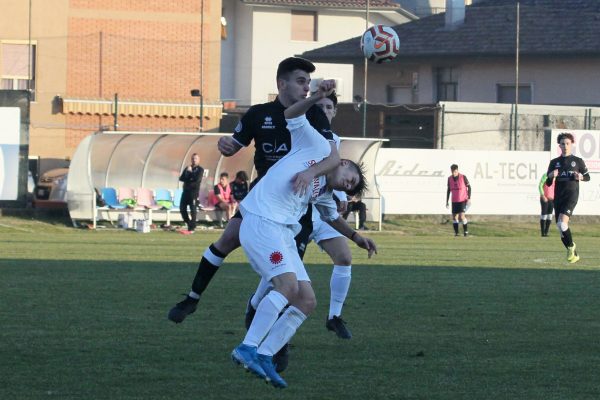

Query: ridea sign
375,149,551,215
0,107,20,201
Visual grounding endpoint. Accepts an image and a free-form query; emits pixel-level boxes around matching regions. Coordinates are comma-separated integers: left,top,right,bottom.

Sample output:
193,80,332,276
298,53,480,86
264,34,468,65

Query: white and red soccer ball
360,25,400,64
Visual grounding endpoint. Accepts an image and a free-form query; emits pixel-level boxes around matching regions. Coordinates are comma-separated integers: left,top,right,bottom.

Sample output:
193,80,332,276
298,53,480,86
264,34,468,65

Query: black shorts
294,206,313,261
554,196,577,220
540,199,554,215
451,201,467,215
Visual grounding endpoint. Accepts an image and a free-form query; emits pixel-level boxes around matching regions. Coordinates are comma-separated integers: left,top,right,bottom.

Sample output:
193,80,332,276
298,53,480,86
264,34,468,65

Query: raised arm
284,79,336,119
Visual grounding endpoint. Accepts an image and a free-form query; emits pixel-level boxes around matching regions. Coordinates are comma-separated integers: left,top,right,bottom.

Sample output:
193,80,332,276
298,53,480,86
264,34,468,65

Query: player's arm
577,159,591,181
293,144,341,195
546,161,559,184
463,175,472,199
218,136,243,157
446,184,451,207
333,189,348,213
284,80,335,120
315,198,377,258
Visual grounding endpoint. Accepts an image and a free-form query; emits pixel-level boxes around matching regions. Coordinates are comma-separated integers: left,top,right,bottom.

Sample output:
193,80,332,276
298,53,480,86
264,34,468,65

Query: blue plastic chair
173,189,183,209
165,188,183,226
154,188,173,208
101,187,126,209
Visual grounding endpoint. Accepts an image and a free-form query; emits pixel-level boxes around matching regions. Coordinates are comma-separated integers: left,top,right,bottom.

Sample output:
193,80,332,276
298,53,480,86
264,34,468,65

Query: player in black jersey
546,132,590,263
167,58,339,341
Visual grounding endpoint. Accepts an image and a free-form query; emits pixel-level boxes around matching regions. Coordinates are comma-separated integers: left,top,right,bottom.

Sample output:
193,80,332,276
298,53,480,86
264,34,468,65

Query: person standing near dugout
446,164,472,237
546,132,590,263
538,171,556,237
178,153,204,234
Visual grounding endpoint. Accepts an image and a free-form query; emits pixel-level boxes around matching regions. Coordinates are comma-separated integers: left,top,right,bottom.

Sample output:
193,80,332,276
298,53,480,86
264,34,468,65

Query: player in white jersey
246,93,356,340
231,80,377,388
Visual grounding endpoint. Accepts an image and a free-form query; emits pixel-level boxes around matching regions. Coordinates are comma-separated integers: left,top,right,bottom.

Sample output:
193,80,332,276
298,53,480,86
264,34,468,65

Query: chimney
445,0,465,29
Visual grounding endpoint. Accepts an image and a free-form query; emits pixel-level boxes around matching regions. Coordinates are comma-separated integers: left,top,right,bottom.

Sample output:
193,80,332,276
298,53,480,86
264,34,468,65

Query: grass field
1,215,600,399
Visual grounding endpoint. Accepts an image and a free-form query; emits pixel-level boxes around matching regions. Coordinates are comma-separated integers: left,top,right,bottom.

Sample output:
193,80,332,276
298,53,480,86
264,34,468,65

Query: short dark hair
276,57,315,81
450,164,458,171
326,91,338,107
220,172,229,178
557,132,575,143
345,160,368,198
235,170,248,182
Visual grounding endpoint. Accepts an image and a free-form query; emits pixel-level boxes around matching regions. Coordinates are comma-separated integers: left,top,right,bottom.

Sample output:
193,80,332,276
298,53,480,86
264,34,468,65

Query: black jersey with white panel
546,155,590,203
232,97,332,180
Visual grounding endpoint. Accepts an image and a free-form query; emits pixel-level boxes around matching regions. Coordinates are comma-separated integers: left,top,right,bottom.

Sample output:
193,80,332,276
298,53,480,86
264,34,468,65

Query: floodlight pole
513,1,520,150
362,0,370,138
199,0,204,131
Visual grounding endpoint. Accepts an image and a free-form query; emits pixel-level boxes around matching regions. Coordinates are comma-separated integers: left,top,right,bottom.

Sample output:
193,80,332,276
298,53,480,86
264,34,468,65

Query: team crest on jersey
555,162,561,168
234,121,242,133
262,116,275,129
269,251,284,265
571,161,576,167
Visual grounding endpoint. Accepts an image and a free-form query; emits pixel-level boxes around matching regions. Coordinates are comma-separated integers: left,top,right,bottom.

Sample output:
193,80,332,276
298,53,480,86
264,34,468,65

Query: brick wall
65,0,219,149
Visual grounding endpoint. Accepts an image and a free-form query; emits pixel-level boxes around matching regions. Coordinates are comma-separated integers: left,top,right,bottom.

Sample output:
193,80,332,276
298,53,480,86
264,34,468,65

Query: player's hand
353,235,377,258
541,195,547,202
317,79,336,97
549,168,559,178
187,166,192,172
218,136,239,156
292,170,315,197
337,201,348,213
575,172,582,181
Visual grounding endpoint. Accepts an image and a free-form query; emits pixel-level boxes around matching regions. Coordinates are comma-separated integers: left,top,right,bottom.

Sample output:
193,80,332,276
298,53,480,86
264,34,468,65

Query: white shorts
309,217,343,245
239,212,310,282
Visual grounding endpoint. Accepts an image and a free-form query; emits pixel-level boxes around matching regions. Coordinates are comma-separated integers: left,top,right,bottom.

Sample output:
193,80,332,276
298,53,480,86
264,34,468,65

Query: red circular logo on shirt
269,251,283,264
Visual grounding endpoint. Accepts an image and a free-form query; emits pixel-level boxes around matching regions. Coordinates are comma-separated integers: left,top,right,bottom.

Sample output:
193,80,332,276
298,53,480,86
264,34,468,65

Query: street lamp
191,89,203,131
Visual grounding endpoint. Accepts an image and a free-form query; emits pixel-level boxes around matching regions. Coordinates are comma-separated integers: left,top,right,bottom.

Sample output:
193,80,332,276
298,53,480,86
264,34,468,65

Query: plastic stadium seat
101,187,126,209
117,187,137,207
136,188,162,210
154,188,173,209
173,189,183,209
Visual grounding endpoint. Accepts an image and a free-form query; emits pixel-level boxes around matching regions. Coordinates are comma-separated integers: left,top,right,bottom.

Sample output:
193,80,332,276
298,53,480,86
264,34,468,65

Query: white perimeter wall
375,147,600,215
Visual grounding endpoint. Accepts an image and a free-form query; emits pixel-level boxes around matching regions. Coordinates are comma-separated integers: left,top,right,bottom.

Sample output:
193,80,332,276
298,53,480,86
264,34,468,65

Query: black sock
544,219,551,235
463,223,468,233
191,244,226,295
453,222,459,234
562,228,573,248
540,220,545,236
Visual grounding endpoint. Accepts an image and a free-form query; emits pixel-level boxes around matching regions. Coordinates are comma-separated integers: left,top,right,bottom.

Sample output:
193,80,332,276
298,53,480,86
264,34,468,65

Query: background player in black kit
167,58,339,352
546,132,590,263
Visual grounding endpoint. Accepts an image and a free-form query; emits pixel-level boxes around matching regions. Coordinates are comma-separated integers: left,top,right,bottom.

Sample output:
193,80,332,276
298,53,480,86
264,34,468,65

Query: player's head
315,91,338,124
219,172,229,185
328,159,367,198
450,164,459,176
557,132,575,156
235,170,248,182
191,153,200,166
276,57,315,106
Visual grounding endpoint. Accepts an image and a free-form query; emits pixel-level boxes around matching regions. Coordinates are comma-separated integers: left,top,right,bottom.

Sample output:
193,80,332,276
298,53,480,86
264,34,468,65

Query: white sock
188,291,200,300
258,306,306,356
250,278,273,310
243,290,288,347
329,265,351,319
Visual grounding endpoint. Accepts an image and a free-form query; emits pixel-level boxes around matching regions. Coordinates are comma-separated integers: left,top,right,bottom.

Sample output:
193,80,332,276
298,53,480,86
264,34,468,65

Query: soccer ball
360,25,400,64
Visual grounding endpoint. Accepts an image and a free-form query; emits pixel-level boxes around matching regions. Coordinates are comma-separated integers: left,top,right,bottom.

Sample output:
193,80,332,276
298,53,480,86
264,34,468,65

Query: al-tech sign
375,149,557,215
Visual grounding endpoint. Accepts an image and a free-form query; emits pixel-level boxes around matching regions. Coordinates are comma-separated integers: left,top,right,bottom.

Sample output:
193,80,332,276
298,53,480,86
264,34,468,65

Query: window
497,84,532,104
1,42,36,100
291,11,317,41
435,67,457,102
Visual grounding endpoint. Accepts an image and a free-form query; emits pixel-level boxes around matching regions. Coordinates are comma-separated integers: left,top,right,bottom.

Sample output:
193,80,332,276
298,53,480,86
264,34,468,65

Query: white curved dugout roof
67,131,386,226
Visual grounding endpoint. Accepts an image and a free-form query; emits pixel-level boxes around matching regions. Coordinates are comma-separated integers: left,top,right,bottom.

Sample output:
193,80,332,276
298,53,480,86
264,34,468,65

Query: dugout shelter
66,131,385,229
